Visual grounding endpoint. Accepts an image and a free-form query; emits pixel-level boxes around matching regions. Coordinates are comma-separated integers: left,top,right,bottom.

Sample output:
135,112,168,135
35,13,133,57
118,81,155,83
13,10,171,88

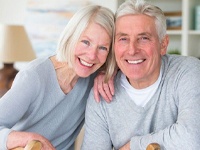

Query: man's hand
119,142,130,150
94,72,115,103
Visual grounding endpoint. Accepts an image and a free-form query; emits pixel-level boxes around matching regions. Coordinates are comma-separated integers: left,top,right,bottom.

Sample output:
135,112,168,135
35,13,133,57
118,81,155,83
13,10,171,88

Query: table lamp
0,25,36,97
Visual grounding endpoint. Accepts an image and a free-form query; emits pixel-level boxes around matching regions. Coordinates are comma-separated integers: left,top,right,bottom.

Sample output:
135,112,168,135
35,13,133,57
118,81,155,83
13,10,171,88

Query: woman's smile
79,58,93,67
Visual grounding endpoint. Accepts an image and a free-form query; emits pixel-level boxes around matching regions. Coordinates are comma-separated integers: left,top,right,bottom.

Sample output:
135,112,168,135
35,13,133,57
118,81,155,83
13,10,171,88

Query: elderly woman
0,5,115,150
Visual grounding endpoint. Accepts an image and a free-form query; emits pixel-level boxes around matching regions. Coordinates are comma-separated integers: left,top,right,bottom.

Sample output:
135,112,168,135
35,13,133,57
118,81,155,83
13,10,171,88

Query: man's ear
160,35,169,56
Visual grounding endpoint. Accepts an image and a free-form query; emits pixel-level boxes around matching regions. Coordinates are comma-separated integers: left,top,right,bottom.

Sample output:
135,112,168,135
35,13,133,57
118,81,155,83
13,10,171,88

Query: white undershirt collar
120,68,162,107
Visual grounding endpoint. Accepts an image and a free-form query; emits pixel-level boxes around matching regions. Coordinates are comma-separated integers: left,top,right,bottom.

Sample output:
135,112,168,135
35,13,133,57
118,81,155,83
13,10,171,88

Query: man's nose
128,41,139,55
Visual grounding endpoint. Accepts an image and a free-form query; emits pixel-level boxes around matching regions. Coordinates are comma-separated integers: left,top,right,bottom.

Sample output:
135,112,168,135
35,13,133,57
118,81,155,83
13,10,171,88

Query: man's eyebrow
115,32,153,39
115,32,128,37
138,32,152,36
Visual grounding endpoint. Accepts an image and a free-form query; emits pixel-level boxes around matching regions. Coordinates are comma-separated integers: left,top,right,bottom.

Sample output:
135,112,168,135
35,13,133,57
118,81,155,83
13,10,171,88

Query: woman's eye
81,40,90,46
99,46,108,51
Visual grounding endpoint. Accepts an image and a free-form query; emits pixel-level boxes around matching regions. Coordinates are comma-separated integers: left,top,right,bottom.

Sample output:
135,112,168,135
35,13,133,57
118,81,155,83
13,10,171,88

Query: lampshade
0,25,36,63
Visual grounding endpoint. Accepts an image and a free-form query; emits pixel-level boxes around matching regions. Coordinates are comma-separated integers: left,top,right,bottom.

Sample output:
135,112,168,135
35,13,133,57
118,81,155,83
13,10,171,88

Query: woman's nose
87,47,98,60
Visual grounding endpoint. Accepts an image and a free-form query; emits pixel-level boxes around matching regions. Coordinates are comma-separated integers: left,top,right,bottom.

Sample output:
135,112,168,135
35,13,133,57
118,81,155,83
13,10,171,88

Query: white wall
0,0,118,25
0,0,28,25
88,0,118,12
0,0,118,70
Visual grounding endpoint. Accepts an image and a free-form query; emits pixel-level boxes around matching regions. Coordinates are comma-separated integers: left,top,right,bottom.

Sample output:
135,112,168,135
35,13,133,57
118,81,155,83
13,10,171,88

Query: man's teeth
127,59,144,64
80,59,93,67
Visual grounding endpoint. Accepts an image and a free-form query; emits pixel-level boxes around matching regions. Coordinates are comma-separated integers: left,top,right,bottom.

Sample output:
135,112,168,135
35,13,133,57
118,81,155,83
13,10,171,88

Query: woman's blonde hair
56,5,115,76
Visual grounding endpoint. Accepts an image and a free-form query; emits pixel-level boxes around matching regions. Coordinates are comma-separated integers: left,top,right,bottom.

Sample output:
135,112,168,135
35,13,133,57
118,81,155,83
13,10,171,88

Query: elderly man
82,0,200,150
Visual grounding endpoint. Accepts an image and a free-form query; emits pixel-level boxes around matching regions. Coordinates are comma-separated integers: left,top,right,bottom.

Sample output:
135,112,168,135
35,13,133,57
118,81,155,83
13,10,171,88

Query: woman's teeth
80,59,93,67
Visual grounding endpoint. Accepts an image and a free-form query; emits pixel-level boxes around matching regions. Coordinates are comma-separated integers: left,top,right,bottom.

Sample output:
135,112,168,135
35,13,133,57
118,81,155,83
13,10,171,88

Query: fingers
100,72,116,101
94,78,100,103
28,133,55,150
108,75,115,96
101,82,112,102
40,139,56,150
94,73,111,103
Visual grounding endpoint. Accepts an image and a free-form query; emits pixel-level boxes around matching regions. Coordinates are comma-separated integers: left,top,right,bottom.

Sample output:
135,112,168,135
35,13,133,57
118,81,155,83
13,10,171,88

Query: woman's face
74,22,111,77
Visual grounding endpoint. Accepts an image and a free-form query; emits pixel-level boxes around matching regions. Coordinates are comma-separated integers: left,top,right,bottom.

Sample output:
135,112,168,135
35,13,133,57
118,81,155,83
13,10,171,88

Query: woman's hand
93,71,116,103
119,142,130,150
7,131,55,150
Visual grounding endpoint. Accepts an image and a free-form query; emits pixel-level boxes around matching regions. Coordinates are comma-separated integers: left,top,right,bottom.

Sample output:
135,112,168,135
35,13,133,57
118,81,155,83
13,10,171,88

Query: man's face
115,14,168,89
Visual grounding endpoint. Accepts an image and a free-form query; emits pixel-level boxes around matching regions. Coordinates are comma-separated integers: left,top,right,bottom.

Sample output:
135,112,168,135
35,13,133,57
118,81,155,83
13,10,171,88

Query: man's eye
140,37,149,40
119,37,127,41
82,40,90,45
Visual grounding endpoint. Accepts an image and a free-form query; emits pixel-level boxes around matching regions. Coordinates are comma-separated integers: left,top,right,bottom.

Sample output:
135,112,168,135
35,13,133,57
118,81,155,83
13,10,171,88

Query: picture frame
25,0,88,58
164,11,182,30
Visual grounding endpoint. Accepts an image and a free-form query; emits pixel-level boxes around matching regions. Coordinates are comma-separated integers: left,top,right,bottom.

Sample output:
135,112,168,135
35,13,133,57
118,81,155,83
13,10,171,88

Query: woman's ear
160,35,169,56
